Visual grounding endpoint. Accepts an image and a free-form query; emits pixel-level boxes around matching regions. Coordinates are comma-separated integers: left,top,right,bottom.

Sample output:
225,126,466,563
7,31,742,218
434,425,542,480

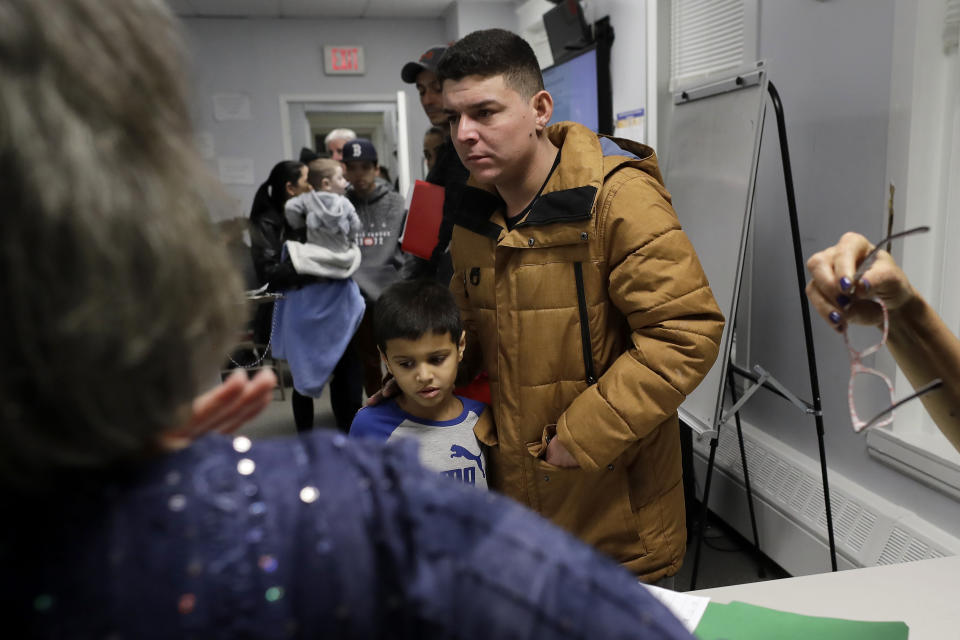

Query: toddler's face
381,330,465,420
325,166,348,195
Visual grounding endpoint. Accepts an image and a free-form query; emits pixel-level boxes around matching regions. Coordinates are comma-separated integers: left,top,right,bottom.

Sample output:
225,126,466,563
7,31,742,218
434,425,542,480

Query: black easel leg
814,413,835,568
727,366,765,578
689,434,719,591
768,81,836,572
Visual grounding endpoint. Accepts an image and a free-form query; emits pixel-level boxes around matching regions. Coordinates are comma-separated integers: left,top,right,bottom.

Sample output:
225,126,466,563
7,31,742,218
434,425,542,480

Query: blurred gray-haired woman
0,2,697,638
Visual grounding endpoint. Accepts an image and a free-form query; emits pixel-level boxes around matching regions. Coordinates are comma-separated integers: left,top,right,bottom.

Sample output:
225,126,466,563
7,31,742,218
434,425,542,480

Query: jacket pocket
525,440,648,559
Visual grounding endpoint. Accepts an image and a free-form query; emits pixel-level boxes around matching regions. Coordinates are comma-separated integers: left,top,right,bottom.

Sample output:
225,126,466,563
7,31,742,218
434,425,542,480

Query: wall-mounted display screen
542,47,599,132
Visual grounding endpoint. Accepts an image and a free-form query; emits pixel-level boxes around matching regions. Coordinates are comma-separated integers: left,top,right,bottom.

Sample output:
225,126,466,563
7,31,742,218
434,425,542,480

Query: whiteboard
664,66,767,438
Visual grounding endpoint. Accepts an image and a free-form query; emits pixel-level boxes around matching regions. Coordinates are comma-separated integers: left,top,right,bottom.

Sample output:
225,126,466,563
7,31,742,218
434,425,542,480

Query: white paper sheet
217,157,255,185
643,584,711,632
616,107,646,143
196,131,215,159
212,93,252,121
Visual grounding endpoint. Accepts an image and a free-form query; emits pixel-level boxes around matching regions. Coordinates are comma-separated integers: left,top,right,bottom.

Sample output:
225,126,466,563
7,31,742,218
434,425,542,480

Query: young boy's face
323,165,348,195
381,330,466,419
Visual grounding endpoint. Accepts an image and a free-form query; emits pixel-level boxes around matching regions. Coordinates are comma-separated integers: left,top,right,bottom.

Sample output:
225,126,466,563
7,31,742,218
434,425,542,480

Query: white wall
445,0,518,40
177,2,651,218
179,16,445,217
583,0,649,141
728,0,960,543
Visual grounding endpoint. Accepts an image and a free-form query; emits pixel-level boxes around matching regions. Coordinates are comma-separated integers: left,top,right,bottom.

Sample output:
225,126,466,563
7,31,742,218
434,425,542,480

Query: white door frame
278,91,410,195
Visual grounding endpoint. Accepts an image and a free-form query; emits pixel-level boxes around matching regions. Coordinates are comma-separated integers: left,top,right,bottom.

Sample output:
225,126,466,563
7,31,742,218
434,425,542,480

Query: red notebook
401,180,445,260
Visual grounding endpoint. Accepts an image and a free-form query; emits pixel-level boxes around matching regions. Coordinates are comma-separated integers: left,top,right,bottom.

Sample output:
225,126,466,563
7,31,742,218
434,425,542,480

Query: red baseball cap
401,45,448,83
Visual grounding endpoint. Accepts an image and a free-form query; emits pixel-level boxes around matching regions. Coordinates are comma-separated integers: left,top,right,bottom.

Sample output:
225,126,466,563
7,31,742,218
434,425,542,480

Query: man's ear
457,330,466,361
531,89,554,132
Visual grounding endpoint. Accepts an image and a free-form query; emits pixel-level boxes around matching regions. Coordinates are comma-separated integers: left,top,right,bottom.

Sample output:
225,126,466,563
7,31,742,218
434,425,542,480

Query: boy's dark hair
436,28,544,99
374,280,462,352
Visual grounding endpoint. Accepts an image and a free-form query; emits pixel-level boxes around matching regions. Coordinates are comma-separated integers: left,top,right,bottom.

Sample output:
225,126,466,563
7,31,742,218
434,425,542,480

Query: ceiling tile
279,0,366,18
363,0,453,19
170,0,516,19
174,0,281,17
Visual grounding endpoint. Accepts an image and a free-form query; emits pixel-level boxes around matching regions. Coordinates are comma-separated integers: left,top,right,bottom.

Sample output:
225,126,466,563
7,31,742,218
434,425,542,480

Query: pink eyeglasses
842,226,942,432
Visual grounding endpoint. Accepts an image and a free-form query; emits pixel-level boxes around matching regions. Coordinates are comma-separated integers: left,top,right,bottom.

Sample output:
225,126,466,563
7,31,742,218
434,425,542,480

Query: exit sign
324,45,365,75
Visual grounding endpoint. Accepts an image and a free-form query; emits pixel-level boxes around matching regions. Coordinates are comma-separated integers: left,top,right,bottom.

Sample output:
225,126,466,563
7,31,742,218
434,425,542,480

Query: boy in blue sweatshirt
349,280,493,488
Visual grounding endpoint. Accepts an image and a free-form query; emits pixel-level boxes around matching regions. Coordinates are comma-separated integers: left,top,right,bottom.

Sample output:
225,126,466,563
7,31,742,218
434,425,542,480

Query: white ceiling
166,0,515,20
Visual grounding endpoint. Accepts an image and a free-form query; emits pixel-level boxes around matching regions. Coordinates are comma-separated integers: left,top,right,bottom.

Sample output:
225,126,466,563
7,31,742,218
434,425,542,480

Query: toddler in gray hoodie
284,159,362,278
271,158,366,402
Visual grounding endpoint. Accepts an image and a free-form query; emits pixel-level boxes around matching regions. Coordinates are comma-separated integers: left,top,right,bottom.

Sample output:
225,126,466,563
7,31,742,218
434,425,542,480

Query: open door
280,92,410,194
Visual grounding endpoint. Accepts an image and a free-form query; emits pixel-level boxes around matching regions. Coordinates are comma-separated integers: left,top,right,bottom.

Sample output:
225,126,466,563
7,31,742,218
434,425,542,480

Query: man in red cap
401,45,449,130
400,45,469,284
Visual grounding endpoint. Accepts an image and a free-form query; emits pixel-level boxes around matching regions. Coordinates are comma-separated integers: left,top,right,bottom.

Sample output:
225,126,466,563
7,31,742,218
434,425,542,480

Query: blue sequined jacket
3,431,693,639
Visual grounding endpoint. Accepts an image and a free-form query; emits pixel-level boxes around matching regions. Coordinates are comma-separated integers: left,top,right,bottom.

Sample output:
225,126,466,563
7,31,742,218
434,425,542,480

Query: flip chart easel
663,64,837,589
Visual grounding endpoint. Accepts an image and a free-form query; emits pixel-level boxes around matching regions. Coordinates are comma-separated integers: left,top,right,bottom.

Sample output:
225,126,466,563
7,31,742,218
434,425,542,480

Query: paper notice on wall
212,93,252,121
217,157,255,185
616,107,646,143
196,132,215,159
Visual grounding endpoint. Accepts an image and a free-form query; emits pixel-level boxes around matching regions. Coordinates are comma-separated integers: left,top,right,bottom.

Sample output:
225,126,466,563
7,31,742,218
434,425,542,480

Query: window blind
671,0,745,86
945,0,960,51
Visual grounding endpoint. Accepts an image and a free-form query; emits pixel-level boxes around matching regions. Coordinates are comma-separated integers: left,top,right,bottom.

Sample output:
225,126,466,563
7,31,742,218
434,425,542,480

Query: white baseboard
691,419,960,577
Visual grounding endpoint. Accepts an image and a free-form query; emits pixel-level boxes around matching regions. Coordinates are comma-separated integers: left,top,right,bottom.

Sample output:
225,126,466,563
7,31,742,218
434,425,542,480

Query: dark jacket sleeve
248,209,311,291
426,142,470,271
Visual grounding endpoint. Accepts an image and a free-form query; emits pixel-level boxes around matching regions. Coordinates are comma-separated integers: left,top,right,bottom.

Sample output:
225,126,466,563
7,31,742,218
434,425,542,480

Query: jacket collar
451,122,661,246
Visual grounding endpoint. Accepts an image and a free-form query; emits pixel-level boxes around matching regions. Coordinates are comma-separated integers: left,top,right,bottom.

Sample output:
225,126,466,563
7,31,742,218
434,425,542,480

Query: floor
235,376,791,593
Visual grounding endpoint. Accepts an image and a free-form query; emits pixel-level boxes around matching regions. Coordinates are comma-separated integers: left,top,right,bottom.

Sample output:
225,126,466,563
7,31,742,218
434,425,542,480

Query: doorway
280,92,410,194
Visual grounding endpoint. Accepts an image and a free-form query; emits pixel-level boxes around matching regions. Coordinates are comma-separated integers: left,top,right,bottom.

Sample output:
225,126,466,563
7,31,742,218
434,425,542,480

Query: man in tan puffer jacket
437,29,725,585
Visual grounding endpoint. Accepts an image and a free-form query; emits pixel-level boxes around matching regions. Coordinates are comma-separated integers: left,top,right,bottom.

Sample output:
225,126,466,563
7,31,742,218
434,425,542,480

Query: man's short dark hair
436,28,544,99
374,280,462,352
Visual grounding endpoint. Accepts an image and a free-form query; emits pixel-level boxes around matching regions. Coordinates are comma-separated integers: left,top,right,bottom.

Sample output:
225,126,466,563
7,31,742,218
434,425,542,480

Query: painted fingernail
836,294,851,307
839,277,852,292
829,311,842,324
860,277,870,293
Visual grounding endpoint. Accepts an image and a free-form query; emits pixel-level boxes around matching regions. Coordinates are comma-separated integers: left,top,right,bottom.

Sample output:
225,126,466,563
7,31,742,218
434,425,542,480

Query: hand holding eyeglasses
805,230,919,332
806,228,955,439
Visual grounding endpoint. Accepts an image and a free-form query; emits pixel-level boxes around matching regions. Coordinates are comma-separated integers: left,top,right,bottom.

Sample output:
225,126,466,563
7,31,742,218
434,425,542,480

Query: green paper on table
694,600,909,639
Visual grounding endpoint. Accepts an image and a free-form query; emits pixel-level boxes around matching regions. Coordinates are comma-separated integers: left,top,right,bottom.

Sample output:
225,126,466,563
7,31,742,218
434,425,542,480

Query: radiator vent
802,486,825,522
695,420,958,568
848,509,875,552
789,476,816,512
834,500,860,542
877,527,916,565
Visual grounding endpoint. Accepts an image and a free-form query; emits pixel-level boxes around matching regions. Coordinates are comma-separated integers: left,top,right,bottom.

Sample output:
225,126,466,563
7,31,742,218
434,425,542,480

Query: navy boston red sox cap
341,138,378,164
